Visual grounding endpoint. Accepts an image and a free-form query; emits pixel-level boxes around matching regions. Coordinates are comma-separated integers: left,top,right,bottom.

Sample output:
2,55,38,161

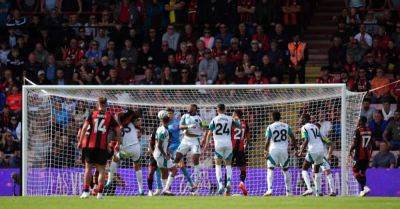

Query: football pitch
1,196,399,209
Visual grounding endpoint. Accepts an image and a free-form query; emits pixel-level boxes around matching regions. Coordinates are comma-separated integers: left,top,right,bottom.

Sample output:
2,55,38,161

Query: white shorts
177,136,201,155
305,152,325,165
117,144,141,162
214,145,233,160
155,156,174,169
320,158,331,171
267,149,289,169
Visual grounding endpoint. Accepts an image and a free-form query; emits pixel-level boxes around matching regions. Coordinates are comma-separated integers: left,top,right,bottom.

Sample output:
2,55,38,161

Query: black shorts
353,159,369,173
232,149,247,167
82,148,111,165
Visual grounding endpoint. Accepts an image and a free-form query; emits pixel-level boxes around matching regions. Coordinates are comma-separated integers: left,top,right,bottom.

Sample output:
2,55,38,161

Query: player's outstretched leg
106,156,119,187
162,167,178,196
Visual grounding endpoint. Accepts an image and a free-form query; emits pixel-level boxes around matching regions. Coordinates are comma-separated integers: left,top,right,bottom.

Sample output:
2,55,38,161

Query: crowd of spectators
0,0,321,168
0,0,400,168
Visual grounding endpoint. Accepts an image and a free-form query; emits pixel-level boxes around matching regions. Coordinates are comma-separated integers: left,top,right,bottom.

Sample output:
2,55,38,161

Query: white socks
326,173,335,193
302,170,312,191
215,164,222,188
193,165,200,184
226,165,232,187
314,173,322,194
136,170,143,194
283,170,291,192
162,178,167,188
267,169,274,192
164,174,174,192
107,161,118,185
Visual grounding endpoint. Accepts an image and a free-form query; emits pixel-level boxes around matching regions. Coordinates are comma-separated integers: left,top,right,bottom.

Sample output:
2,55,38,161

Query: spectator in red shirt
344,54,358,78
62,38,85,64
316,66,335,83
355,68,371,92
215,70,230,84
248,68,269,84
282,0,301,35
6,85,22,113
252,25,270,52
227,38,243,64
341,71,356,91
233,66,249,84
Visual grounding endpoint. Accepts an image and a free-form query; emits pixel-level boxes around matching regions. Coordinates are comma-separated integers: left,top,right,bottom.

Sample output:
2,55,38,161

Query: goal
22,84,366,196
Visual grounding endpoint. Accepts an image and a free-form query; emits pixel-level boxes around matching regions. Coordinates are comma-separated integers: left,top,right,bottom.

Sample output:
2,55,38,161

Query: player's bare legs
80,162,92,199
174,152,197,191
301,161,314,196
147,163,162,196
95,164,106,199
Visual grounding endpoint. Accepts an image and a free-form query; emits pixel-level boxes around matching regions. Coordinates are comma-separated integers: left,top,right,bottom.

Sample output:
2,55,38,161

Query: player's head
272,111,281,121
301,114,311,124
188,104,198,114
166,107,174,119
97,97,107,111
158,110,170,124
217,103,225,114
234,109,243,119
358,116,367,127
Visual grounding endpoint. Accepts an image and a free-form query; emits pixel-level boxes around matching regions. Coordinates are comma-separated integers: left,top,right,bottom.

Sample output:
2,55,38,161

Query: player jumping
349,116,372,197
297,114,325,196
264,111,296,196
154,110,178,195
314,123,336,196
174,104,205,189
147,128,163,196
166,108,196,192
231,109,250,196
205,104,241,196
106,109,144,195
79,97,121,199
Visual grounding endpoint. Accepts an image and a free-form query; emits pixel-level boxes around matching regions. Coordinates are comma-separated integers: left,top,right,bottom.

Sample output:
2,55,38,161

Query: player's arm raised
179,115,195,130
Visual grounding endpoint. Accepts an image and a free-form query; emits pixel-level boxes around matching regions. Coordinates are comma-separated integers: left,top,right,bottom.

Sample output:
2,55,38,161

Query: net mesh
24,85,366,196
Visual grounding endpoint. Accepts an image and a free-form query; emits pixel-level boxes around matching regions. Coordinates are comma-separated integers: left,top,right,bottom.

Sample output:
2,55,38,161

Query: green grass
1,196,399,209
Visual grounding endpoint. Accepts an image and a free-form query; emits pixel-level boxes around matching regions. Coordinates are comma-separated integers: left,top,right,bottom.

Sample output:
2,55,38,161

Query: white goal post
22,84,366,196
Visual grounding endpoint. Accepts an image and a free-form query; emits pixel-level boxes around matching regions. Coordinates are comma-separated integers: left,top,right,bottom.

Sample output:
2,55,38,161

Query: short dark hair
234,109,243,118
166,107,174,112
359,116,367,125
190,104,198,110
302,114,311,124
217,104,225,112
272,111,281,121
98,97,107,105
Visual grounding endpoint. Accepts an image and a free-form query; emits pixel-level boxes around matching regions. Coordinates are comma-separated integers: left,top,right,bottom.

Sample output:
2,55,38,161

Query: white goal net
22,84,366,196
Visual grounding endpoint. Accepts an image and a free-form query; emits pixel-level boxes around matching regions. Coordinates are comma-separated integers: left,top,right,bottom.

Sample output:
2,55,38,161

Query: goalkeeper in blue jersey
166,108,196,192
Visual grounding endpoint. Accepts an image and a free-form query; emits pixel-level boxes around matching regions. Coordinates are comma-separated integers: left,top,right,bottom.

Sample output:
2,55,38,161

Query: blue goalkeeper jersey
168,118,181,152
